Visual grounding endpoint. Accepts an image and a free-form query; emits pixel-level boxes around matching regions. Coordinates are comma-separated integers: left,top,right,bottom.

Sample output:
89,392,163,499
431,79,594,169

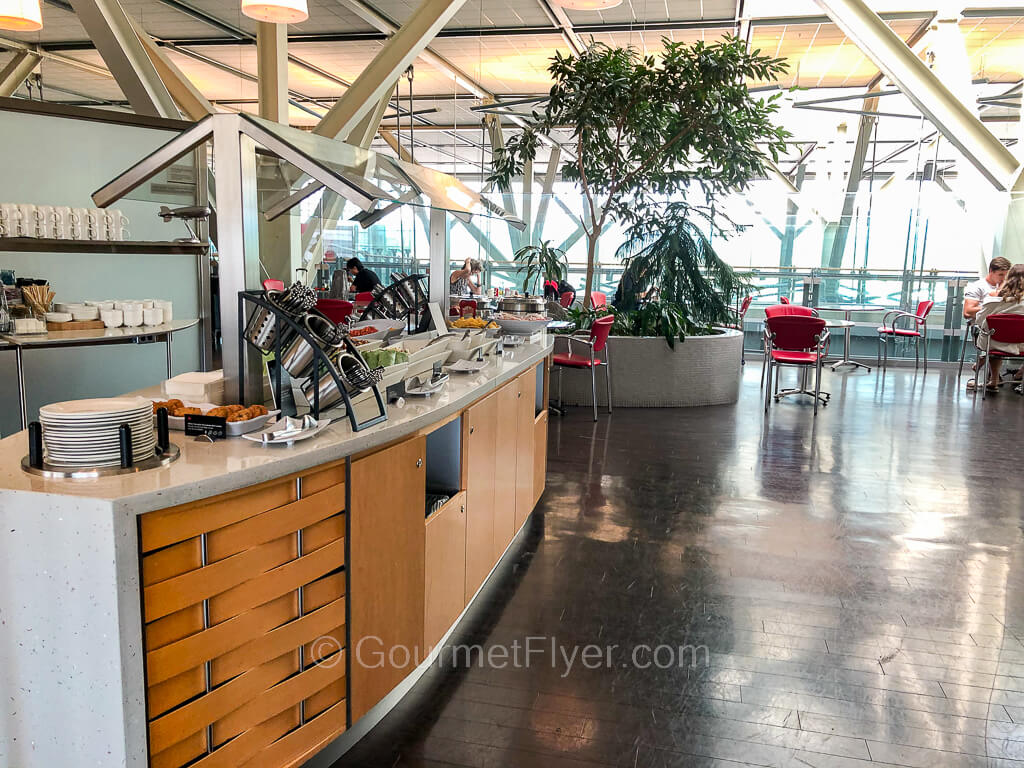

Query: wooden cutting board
46,320,105,331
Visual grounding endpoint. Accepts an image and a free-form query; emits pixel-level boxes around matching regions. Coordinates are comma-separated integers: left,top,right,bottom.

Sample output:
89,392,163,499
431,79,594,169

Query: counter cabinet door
493,380,518,558
463,391,498,598
514,366,537,531
424,491,467,653
350,434,427,721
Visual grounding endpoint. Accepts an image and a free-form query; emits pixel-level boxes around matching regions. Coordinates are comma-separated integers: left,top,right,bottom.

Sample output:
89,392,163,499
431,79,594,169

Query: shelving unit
0,238,208,256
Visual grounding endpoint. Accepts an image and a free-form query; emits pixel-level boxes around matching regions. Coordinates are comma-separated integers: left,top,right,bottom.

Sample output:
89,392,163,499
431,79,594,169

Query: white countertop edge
0,341,552,516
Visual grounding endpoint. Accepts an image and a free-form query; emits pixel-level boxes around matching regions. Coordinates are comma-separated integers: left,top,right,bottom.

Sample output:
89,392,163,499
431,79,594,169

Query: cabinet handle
460,505,465,514
416,458,423,468
517,392,521,398
469,427,475,434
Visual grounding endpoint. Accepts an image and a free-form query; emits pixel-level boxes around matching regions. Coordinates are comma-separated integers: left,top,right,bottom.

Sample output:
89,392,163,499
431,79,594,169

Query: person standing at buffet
450,258,483,296
346,257,382,294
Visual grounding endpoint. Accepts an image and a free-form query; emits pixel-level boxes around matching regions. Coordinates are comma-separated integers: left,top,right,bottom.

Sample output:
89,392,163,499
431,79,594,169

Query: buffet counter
0,338,553,768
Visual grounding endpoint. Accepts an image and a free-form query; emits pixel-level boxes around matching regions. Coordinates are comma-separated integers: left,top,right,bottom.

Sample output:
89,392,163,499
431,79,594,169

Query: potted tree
490,37,789,310
492,38,790,407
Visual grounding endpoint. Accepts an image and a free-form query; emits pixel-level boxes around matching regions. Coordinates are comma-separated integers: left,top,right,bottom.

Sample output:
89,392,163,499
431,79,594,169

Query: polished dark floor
332,364,1024,768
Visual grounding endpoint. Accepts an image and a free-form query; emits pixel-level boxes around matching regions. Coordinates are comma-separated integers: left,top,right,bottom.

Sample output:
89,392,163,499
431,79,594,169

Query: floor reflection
331,365,1024,767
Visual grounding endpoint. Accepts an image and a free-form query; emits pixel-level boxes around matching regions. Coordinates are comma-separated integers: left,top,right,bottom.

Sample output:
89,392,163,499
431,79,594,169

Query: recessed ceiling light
241,0,308,24
0,0,42,30
549,0,622,10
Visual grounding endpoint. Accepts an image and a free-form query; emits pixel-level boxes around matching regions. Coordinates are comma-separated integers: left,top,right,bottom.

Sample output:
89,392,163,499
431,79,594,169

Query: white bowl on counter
44,312,72,323
493,316,550,335
71,306,100,321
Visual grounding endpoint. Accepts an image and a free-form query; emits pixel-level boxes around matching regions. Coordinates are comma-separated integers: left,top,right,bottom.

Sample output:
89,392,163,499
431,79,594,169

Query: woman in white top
975,263,1024,390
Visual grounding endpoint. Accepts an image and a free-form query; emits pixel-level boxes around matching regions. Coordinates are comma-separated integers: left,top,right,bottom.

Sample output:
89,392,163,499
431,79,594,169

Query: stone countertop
0,339,552,515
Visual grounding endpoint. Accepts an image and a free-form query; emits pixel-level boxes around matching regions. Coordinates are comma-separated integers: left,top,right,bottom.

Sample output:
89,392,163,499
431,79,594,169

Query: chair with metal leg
958,320,978,379
726,295,753,364
761,304,815,389
877,300,934,373
554,314,614,421
764,315,830,415
977,314,1024,400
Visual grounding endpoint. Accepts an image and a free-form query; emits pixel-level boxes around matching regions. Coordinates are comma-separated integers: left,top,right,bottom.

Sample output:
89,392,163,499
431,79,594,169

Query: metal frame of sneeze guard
89,112,484,405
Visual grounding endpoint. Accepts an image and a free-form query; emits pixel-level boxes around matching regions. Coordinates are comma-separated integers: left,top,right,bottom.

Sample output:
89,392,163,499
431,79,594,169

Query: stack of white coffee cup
0,204,130,241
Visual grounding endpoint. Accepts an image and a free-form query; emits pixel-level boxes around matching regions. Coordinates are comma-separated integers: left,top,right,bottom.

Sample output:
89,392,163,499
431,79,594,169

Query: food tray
348,319,407,340
149,399,280,436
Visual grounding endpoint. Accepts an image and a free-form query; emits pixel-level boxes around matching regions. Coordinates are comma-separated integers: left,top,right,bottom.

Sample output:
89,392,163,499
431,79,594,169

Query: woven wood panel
139,468,349,768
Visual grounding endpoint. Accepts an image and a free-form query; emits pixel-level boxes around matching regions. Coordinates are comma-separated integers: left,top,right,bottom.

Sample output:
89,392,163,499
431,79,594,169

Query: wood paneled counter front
0,339,552,768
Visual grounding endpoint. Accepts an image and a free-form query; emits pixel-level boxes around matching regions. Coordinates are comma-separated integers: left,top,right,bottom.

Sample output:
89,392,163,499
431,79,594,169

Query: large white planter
553,327,742,407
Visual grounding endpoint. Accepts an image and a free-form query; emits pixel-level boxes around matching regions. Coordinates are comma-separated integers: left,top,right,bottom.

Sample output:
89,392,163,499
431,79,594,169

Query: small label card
184,414,226,439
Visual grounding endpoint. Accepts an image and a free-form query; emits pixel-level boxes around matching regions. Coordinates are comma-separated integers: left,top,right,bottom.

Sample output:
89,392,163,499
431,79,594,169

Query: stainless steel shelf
0,238,208,255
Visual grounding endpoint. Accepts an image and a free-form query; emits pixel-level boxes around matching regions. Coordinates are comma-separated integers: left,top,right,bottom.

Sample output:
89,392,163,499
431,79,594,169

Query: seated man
965,257,1012,390
975,263,1024,391
964,256,1010,320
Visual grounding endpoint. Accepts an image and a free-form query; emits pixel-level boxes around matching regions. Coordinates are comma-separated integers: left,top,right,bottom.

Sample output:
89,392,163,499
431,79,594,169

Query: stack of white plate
39,397,155,467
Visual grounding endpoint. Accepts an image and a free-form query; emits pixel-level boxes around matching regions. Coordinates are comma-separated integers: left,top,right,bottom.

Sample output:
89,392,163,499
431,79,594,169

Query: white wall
0,109,201,437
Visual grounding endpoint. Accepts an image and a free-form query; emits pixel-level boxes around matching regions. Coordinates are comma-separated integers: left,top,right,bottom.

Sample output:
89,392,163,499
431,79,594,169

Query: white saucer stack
39,397,155,466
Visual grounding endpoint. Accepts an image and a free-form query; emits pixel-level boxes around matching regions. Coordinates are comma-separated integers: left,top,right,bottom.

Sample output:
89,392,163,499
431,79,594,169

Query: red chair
590,292,608,309
554,315,614,422
262,278,285,292
459,299,478,318
764,303,814,318
764,315,830,415
762,304,816,388
355,291,374,304
780,296,791,304
316,299,353,324
559,291,575,308
977,313,1024,400
877,300,934,373
727,295,753,364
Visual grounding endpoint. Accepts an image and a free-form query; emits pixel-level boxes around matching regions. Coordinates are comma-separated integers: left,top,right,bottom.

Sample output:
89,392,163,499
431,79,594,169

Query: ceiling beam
313,0,473,139
535,0,584,56
813,0,1020,191
128,15,215,120
67,0,180,117
0,34,112,78
0,51,40,98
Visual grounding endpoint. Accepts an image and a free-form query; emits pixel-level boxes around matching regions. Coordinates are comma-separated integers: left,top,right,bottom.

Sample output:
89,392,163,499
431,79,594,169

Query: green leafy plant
556,304,612,334
490,37,790,309
513,240,567,294
610,301,699,348
615,207,751,327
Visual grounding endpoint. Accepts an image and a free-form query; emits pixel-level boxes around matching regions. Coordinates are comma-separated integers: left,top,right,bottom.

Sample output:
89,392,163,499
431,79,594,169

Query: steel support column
533,146,560,243
813,0,1020,190
825,91,878,283
521,159,534,246
313,0,470,140
212,118,263,404
428,206,447,306
257,22,289,123
0,51,40,97
67,0,180,117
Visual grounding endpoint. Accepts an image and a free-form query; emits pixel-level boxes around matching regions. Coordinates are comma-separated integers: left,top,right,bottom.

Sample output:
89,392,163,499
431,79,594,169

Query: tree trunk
583,230,599,310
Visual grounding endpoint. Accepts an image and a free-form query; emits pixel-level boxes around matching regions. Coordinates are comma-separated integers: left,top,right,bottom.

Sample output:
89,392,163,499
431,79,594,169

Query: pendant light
0,0,42,31
549,0,621,10
241,0,307,24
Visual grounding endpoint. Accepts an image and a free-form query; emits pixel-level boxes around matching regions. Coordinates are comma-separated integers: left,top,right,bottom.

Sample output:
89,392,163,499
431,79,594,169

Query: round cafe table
815,304,887,372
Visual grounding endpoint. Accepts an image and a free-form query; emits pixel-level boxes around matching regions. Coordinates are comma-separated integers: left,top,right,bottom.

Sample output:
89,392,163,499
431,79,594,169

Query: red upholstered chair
559,291,575,308
355,291,374,305
877,299,934,373
761,304,816,388
764,315,830,415
978,313,1024,400
459,299,478,318
316,299,353,324
780,296,791,304
727,296,753,364
554,314,614,421
590,292,608,308
262,279,285,292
